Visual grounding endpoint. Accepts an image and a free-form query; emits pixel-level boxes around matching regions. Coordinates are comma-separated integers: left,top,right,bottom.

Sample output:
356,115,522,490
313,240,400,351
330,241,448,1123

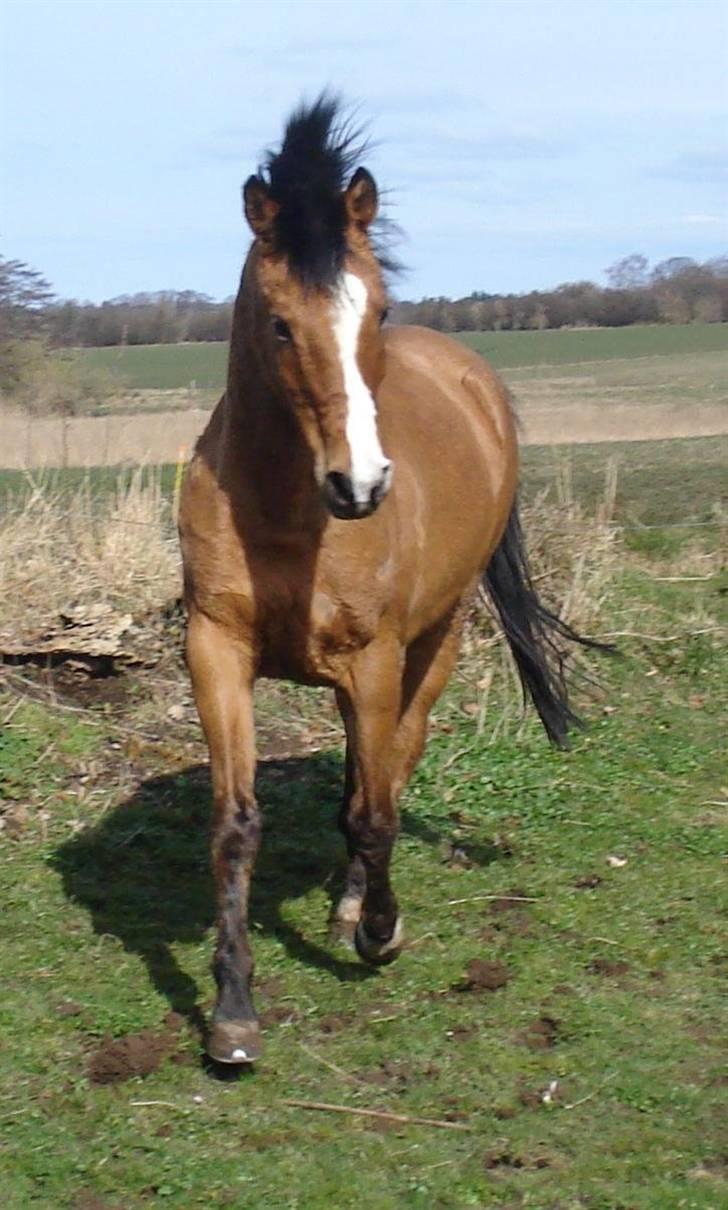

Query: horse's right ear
243,175,279,244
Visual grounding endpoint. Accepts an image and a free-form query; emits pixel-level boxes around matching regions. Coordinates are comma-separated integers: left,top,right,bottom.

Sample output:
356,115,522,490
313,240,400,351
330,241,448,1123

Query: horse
179,95,600,1065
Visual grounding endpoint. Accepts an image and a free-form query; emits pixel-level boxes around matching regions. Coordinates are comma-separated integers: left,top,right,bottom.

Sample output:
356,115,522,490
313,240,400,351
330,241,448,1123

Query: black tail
483,501,612,749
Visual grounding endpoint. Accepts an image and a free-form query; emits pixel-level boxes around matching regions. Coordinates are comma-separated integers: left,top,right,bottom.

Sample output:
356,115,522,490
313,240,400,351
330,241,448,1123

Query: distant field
76,323,728,391
5,327,723,469
80,342,228,390
458,322,728,367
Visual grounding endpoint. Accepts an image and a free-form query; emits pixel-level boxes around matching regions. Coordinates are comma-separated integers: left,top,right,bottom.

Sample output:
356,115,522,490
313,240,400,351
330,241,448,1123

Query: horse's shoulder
383,323,467,366
383,324,515,439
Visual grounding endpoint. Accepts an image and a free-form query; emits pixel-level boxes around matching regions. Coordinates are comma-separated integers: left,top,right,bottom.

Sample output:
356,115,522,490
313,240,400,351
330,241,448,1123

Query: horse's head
240,97,393,521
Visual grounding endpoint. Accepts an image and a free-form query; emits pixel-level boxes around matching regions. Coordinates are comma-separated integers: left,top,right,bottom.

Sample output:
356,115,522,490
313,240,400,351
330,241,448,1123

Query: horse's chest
258,583,379,684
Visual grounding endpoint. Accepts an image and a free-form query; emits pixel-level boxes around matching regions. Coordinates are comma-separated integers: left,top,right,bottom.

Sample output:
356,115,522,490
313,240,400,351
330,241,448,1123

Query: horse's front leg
186,610,261,1064
336,638,404,965
329,742,367,945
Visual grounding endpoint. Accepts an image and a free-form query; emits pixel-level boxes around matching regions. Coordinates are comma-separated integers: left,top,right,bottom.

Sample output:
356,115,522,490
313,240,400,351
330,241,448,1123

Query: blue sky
3,0,727,303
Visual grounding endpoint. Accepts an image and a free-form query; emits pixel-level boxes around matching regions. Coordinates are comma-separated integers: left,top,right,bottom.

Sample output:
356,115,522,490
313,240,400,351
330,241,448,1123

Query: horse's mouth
322,470,390,520
323,494,380,521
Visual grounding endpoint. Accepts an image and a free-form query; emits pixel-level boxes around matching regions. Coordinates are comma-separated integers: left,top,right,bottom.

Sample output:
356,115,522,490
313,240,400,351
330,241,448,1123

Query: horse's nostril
325,472,355,508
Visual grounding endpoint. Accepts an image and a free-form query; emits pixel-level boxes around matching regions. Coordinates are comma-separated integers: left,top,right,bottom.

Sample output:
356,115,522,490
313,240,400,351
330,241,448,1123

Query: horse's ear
344,167,378,230
243,175,279,243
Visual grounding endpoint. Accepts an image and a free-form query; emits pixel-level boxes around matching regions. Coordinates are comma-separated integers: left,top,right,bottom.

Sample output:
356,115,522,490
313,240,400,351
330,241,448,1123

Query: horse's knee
346,813,397,863
212,799,261,872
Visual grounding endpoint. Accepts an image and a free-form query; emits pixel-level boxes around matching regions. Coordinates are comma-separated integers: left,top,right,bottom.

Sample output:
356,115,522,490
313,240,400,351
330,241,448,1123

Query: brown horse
180,96,598,1064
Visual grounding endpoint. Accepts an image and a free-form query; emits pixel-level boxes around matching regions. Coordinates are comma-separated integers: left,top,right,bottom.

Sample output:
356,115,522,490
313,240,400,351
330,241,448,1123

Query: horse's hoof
329,918,358,948
207,1019,262,1065
329,892,364,947
355,916,404,966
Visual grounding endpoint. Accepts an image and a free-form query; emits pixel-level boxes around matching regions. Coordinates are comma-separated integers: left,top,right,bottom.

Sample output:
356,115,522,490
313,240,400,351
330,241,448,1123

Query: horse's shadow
52,752,501,1037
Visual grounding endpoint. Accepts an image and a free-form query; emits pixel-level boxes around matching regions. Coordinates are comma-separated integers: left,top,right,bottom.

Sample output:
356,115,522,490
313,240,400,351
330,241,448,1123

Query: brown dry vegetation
2,456,718,735
0,469,179,645
3,397,728,470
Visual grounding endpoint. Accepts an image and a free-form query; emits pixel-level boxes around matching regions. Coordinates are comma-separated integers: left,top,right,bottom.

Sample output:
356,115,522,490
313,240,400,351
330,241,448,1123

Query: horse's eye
271,315,292,342
380,307,390,326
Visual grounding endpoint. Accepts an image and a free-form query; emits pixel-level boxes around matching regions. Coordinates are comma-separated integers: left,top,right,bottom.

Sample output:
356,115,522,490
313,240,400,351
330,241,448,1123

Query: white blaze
331,272,392,504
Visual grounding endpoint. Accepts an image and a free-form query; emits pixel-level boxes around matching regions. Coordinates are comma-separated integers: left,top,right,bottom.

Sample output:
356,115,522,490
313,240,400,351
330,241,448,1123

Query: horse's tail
482,500,611,749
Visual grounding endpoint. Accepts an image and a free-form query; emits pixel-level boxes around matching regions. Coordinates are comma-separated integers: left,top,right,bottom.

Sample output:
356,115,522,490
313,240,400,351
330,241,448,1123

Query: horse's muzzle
323,466,392,520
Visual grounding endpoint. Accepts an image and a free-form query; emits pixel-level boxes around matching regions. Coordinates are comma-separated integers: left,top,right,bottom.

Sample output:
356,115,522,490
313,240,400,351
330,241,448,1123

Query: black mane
257,93,395,287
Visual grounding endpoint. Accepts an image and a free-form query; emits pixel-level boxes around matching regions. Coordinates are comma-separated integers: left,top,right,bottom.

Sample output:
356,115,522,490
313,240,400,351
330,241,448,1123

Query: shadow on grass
52,752,503,1039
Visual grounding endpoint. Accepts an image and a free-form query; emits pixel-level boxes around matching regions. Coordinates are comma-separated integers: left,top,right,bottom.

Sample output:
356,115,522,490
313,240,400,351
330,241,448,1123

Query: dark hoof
355,917,404,966
207,1018,262,1065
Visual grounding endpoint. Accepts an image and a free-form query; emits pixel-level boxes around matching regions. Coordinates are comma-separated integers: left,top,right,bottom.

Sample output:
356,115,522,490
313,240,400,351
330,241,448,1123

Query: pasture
0,325,719,470
1,430,726,1208
79,323,728,393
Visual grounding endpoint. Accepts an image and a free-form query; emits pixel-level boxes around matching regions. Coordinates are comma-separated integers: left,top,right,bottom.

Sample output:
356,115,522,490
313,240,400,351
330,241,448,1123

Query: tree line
394,255,728,333
1,253,727,352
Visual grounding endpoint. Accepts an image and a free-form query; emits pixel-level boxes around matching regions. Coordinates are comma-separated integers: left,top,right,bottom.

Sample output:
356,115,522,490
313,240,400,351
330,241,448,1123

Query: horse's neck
220,281,323,535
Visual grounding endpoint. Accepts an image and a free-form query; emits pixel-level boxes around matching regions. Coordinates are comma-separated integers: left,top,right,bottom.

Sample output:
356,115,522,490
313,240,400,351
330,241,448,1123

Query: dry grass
1,459,721,746
0,468,180,641
457,460,622,738
0,463,620,644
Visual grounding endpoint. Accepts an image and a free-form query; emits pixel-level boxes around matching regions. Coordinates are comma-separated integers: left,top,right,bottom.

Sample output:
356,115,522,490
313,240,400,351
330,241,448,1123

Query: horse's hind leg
186,610,262,1064
335,637,404,964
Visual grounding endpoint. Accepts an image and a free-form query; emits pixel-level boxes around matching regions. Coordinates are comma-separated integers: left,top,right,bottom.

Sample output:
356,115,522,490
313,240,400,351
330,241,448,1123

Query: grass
73,323,728,392
0,467,179,640
1,597,725,1208
1,452,726,1208
78,343,228,391
2,434,726,533
520,435,728,527
457,321,728,368
507,349,728,415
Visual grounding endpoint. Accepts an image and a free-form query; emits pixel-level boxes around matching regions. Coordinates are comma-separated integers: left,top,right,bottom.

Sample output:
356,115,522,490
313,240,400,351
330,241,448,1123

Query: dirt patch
72,1191,123,1210
485,912,533,939
356,1059,415,1089
56,1000,84,1018
519,1015,560,1050
484,1147,553,1171
446,1024,478,1042
487,888,532,913
256,976,302,1028
86,1013,187,1084
588,958,631,978
454,959,510,993
574,873,603,889
316,1011,356,1035
478,891,535,939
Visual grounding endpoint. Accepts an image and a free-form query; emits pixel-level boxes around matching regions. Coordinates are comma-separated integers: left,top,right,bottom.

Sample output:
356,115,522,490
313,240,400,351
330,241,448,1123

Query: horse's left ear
243,175,279,244
345,167,378,229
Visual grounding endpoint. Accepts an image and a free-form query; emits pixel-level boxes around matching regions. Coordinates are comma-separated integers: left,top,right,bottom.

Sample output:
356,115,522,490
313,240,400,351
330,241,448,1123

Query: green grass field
2,585,725,1208
80,342,228,391
76,323,728,391
1,433,726,1208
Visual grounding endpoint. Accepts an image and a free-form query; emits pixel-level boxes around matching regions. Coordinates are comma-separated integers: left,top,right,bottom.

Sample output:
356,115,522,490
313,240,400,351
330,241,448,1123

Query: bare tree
0,254,55,342
605,254,649,290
